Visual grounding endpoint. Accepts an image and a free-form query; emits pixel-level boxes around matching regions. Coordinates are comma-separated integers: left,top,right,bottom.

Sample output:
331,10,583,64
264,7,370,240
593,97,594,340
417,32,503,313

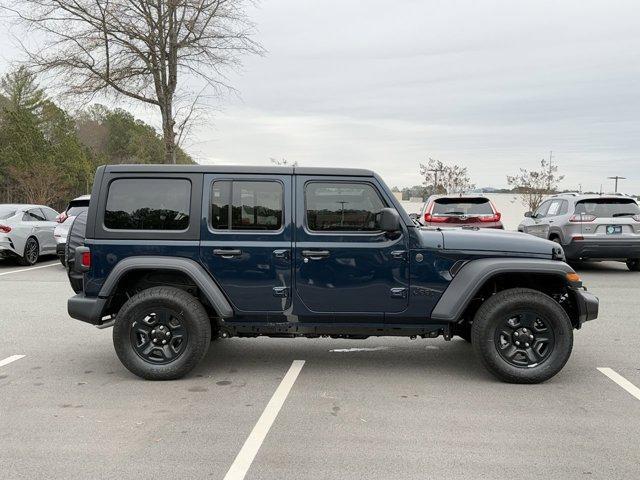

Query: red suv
418,195,504,229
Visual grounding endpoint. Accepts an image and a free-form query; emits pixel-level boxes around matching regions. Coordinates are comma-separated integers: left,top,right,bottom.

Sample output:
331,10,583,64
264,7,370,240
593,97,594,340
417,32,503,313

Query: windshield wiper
443,211,466,215
612,212,638,217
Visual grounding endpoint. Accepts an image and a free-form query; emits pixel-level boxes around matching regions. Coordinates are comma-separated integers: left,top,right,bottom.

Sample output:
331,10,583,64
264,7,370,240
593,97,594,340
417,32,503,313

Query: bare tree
2,0,263,163
270,157,298,167
419,157,474,195
7,163,68,205
507,159,565,212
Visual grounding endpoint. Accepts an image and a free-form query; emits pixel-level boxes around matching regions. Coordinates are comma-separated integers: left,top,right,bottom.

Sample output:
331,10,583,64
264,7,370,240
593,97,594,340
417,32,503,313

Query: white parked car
0,204,59,265
54,195,91,265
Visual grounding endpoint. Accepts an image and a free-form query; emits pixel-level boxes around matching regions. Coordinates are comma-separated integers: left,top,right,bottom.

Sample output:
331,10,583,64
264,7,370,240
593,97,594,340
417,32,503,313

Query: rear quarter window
104,178,191,230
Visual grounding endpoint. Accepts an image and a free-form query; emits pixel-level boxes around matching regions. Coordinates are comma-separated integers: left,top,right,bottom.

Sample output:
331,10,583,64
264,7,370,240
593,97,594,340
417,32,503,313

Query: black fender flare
430,258,574,322
99,256,234,318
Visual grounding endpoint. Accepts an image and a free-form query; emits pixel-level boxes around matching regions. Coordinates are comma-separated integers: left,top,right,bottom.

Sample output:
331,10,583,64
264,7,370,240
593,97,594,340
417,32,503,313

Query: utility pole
608,176,626,193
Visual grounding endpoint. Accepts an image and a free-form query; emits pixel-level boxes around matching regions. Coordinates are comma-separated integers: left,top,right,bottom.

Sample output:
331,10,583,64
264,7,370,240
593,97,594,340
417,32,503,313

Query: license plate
606,225,622,235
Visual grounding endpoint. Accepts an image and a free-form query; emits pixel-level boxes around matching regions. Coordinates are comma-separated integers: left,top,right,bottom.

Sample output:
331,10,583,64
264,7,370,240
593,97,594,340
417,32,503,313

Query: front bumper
571,287,599,326
68,293,108,325
564,238,640,260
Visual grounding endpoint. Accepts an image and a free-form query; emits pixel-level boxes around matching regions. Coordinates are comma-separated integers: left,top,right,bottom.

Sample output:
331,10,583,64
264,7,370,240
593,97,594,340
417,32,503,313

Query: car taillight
81,251,91,268
424,213,448,223
0,225,11,233
569,214,596,222
56,212,68,223
479,212,501,222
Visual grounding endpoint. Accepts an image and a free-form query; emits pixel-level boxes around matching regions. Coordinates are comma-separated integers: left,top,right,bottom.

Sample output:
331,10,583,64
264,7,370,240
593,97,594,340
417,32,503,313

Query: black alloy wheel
19,238,39,266
130,307,189,365
494,311,555,368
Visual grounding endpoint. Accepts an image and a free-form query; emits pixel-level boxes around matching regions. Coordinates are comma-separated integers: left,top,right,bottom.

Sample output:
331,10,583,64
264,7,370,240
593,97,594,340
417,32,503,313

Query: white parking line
0,355,26,368
598,367,640,401
0,262,59,277
224,360,305,480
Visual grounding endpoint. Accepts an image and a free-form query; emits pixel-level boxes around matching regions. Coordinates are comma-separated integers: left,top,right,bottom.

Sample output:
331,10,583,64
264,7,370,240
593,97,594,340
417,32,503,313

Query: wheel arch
99,256,233,319
431,258,577,324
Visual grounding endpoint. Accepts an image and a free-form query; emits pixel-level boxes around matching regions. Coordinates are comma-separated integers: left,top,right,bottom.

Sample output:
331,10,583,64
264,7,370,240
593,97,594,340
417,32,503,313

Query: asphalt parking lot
1,258,639,479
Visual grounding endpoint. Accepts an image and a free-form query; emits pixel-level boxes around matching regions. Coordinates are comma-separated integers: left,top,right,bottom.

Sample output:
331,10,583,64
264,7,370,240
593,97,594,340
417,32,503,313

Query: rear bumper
571,287,599,326
68,293,107,325
564,238,640,260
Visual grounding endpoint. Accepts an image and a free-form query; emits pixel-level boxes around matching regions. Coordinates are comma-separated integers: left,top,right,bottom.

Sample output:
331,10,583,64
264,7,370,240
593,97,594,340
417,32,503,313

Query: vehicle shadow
570,260,630,274
194,337,496,383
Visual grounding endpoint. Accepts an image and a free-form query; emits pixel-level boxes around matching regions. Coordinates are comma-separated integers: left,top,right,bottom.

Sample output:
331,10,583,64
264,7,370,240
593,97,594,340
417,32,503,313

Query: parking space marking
0,262,59,277
224,360,305,480
598,367,640,401
0,355,26,368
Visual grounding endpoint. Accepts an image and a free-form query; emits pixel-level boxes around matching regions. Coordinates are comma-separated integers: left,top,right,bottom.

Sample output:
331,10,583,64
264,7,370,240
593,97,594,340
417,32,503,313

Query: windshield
0,206,17,220
575,198,640,218
432,198,494,215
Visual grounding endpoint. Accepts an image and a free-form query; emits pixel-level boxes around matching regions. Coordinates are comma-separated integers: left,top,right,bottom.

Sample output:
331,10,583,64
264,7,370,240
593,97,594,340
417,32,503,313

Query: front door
293,176,409,321
200,174,293,317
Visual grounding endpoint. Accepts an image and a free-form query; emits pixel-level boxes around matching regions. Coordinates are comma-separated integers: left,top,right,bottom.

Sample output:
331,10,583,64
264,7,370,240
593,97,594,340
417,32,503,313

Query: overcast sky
2,0,640,193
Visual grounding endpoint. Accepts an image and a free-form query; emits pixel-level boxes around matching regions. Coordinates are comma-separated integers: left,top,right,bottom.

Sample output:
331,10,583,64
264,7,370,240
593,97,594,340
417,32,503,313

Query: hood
421,227,559,257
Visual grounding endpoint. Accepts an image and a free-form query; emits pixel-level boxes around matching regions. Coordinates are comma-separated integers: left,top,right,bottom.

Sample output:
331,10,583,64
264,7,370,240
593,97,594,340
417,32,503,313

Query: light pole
608,176,626,193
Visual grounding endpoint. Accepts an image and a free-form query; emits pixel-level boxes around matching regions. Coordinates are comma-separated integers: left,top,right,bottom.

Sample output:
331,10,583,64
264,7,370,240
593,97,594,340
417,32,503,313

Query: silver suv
518,193,640,271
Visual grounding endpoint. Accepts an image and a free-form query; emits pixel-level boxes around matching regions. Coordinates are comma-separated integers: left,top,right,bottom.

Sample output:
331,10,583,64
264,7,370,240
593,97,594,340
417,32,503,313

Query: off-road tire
18,237,39,266
471,288,573,384
626,259,640,272
113,286,211,380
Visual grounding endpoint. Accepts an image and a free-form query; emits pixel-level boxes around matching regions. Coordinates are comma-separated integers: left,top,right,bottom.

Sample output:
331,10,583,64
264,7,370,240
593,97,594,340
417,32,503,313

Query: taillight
424,213,448,223
0,225,11,233
81,251,91,268
570,214,596,222
56,212,68,223
479,213,501,222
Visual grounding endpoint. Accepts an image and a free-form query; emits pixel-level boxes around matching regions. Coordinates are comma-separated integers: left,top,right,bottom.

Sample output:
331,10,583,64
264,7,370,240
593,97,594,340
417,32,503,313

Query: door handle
301,249,330,260
213,249,242,259
273,249,290,259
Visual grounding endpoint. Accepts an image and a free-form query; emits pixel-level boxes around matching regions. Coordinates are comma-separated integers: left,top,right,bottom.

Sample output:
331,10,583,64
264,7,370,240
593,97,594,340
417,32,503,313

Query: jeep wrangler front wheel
471,288,573,384
113,286,211,380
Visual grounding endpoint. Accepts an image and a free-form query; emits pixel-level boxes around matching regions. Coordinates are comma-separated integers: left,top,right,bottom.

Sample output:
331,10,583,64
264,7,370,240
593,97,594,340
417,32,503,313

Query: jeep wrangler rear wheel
113,286,211,380
471,288,573,384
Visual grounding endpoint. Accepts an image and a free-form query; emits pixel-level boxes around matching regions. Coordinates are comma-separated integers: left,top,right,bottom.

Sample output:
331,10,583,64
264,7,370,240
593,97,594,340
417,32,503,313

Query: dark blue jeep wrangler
67,165,598,383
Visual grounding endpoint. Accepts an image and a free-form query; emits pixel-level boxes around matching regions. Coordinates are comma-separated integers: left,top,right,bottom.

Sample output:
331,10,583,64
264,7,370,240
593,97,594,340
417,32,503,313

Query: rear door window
24,209,46,221
104,178,191,230
575,198,640,218
210,180,283,231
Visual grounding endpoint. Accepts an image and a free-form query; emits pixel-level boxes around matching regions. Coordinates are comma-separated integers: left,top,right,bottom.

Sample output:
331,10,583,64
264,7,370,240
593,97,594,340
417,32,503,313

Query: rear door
23,208,52,251
200,174,293,318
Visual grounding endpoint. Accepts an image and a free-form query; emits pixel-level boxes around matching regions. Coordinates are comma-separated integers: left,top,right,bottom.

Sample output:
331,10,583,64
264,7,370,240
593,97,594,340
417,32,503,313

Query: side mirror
524,211,533,218
378,208,401,232
408,213,419,220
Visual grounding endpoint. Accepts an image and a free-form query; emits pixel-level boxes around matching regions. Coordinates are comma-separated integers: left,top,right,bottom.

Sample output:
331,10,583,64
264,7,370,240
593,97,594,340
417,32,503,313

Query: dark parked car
518,193,640,270
67,165,598,383
418,195,504,229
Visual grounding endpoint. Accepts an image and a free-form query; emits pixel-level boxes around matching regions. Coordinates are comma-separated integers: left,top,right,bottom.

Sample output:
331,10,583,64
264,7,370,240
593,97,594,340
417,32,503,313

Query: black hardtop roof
102,164,374,177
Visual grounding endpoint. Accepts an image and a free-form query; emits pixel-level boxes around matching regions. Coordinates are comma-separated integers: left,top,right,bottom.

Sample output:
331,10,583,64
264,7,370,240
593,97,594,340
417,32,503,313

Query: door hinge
272,286,289,298
390,287,408,299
